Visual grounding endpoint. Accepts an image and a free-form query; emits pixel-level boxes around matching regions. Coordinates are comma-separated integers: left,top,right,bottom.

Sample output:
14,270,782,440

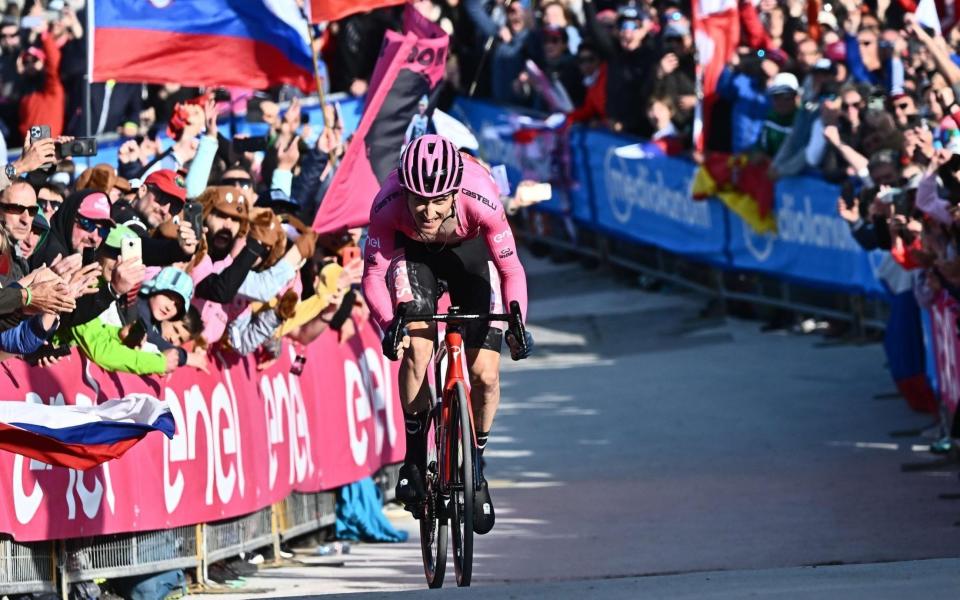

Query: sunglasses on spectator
38,199,61,213
211,208,243,223
221,177,252,190
75,216,111,238
579,54,599,63
148,186,184,215
620,21,640,31
842,100,862,110
0,203,38,217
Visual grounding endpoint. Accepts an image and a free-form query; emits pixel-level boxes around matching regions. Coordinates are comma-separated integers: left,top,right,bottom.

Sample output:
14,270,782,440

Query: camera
56,137,97,159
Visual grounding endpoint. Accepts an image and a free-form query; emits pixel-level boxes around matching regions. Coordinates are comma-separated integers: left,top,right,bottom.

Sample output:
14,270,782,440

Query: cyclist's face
407,191,455,233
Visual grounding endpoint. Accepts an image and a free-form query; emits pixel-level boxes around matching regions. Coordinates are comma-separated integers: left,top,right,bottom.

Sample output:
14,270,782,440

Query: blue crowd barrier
454,97,888,297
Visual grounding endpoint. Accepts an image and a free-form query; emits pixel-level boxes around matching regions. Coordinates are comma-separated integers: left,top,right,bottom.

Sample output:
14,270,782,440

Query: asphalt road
191,253,960,598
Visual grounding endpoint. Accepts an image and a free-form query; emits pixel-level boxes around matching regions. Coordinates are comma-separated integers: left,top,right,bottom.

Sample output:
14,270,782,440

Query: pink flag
312,6,448,233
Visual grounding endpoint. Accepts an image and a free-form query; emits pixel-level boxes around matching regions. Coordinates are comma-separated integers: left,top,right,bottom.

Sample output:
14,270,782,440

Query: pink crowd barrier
0,317,404,541
929,293,960,423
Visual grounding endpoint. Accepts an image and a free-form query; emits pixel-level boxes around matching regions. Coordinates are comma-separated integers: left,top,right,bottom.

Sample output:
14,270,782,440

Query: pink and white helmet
397,134,464,198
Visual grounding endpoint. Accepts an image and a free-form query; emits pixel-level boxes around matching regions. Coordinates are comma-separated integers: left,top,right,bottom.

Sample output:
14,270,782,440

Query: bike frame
434,324,476,495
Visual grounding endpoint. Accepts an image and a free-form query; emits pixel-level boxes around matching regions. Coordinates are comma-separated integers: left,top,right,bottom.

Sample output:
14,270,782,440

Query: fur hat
247,207,286,270
196,186,250,236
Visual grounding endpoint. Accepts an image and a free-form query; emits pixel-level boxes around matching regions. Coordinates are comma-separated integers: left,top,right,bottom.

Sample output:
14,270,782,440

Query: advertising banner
584,129,729,261
930,294,960,421
727,176,886,294
0,318,403,542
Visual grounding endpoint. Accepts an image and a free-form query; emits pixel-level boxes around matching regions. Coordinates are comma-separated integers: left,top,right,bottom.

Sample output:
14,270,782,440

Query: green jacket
756,109,796,158
69,305,167,376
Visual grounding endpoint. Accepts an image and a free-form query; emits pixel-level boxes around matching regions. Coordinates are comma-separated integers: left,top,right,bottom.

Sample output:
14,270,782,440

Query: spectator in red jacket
567,42,607,126
18,30,64,140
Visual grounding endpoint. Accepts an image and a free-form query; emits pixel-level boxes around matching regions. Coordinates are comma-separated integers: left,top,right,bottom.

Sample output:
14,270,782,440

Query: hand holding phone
120,236,142,265
24,344,72,367
516,182,552,205
123,319,147,349
29,125,51,142
183,201,204,241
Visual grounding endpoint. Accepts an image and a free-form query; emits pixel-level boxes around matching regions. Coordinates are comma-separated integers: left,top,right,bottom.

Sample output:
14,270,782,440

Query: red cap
763,47,789,67
77,192,114,224
144,169,186,202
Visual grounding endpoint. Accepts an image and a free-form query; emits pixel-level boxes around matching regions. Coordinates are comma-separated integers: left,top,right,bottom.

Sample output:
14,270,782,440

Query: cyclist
362,134,533,535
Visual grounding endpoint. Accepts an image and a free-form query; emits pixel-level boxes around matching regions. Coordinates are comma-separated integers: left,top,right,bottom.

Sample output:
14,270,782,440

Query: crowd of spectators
0,90,366,376
5,0,960,378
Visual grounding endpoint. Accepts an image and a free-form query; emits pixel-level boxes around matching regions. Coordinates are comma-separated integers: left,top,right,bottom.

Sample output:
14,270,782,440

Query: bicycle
384,299,527,588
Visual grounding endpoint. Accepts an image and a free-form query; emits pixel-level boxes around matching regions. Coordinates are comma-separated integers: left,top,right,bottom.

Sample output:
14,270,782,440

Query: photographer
188,188,305,344
716,48,783,154
917,148,960,227
837,149,906,251
109,169,199,266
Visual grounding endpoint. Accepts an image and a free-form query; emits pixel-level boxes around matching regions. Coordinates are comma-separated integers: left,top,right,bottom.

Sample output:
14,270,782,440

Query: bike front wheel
420,405,447,588
449,380,475,587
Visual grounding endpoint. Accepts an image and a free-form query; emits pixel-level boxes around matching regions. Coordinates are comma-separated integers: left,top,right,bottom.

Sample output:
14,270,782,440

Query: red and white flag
692,0,739,151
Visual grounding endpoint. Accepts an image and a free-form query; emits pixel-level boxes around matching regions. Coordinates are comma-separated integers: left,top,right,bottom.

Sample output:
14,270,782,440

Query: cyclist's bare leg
399,321,436,414
467,346,499,533
466,348,501,436
395,321,437,507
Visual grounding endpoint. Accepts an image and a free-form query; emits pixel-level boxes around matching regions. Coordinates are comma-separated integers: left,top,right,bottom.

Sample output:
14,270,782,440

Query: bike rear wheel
449,381,475,587
420,406,447,588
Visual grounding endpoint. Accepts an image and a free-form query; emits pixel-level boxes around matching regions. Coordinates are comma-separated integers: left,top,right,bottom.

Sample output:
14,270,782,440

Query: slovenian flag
92,0,315,91
0,395,174,471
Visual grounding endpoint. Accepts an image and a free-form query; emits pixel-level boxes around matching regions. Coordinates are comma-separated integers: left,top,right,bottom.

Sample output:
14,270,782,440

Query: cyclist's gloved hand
383,302,414,361
382,322,410,361
505,330,534,361
382,331,399,361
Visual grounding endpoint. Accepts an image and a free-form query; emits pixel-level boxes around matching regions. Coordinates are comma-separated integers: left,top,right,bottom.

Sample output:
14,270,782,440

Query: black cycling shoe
473,477,495,534
396,463,426,514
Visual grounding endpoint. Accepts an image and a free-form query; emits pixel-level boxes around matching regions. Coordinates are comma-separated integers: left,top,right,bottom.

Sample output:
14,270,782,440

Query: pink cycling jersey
362,158,528,331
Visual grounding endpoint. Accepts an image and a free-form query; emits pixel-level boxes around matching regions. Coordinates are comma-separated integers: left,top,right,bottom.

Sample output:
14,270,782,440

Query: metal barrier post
58,540,67,600
271,502,284,565
49,541,57,599
196,523,206,586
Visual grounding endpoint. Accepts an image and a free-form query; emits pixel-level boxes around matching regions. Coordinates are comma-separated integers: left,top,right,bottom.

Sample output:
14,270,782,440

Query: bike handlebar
382,301,527,361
